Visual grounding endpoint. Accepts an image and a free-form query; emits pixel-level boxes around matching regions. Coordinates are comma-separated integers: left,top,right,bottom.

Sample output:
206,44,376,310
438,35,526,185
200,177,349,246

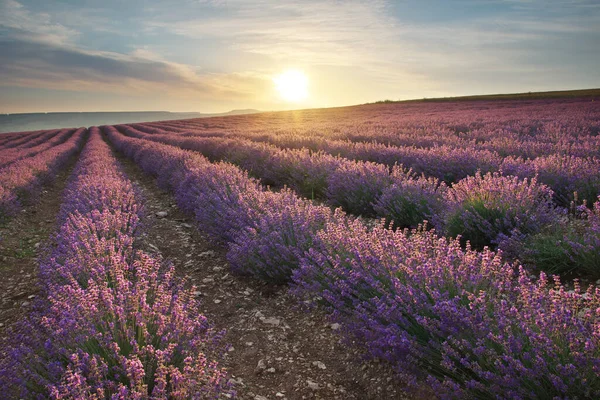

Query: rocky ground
0,159,77,340
112,148,415,400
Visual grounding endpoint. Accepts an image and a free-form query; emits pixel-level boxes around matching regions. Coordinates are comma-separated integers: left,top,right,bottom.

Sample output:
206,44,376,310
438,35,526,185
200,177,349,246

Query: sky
0,0,599,113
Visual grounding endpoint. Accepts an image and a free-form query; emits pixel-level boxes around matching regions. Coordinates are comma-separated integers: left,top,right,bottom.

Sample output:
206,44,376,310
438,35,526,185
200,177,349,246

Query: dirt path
111,148,410,400
0,157,79,340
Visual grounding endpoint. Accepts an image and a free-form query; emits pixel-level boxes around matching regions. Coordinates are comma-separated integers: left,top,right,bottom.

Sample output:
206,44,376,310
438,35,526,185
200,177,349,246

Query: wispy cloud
0,0,273,107
0,0,77,44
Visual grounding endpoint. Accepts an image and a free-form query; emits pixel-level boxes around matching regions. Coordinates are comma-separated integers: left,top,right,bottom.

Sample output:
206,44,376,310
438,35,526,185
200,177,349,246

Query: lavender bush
524,196,600,276
325,159,394,216
293,218,600,398
501,154,600,206
444,172,560,250
227,190,338,284
373,172,447,229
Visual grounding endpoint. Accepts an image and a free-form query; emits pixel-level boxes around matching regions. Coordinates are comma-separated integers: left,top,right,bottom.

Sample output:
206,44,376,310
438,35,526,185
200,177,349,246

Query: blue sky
1,0,599,113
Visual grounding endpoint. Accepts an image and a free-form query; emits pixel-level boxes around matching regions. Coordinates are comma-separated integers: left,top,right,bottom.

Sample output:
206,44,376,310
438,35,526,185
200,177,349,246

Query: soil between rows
0,156,79,340
109,142,414,399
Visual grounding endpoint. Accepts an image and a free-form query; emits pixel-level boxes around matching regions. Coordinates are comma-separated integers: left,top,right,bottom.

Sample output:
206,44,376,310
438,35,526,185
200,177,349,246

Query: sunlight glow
273,70,309,102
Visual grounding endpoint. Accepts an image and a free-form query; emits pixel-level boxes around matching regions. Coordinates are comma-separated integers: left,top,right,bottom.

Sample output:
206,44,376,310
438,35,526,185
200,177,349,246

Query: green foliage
445,199,507,250
524,220,600,277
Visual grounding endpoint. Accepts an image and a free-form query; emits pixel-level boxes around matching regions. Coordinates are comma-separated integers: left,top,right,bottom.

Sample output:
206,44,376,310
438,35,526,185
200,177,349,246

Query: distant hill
369,88,600,105
0,109,260,133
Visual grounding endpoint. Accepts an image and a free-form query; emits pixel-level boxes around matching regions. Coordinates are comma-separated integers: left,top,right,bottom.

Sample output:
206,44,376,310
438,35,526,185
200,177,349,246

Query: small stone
275,393,285,398
330,323,341,330
21,301,30,307
192,291,202,297
312,361,326,370
306,380,320,390
255,396,268,400
213,299,222,304
228,377,244,386
228,346,235,352
27,295,36,299
261,317,281,326
182,223,192,228
245,342,254,346
155,211,168,218
202,278,214,284
266,367,276,373
255,359,267,375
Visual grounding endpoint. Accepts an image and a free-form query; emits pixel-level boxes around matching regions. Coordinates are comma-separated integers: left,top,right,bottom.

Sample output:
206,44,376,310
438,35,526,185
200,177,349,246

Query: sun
273,69,309,102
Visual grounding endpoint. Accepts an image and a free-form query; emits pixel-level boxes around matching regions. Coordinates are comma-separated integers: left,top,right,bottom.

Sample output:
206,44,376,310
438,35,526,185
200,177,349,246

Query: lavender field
1,97,600,399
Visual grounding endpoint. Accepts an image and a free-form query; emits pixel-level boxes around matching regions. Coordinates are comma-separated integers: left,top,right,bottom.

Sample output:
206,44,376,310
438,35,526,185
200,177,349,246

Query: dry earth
0,158,78,340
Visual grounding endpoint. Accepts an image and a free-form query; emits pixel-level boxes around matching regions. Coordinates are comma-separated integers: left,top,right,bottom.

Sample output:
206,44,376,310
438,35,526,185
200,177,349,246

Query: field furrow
0,152,79,338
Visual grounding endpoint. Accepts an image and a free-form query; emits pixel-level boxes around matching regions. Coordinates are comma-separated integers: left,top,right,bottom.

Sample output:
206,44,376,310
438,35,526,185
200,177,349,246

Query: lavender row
0,128,228,398
0,129,75,169
218,135,600,206
103,125,336,284
143,98,600,159
128,123,600,208
0,129,50,146
0,130,44,148
0,129,58,149
117,125,585,263
104,126,600,398
0,127,87,221
0,131,39,147
0,129,60,151
133,124,600,276
130,122,504,184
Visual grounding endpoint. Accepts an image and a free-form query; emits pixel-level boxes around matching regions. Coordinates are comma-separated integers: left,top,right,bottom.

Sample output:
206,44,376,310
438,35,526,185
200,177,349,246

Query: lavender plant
373,172,447,229
523,196,600,276
227,190,339,284
444,172,559,250
325,159,394,216
104,121,600,398
293,217,600,398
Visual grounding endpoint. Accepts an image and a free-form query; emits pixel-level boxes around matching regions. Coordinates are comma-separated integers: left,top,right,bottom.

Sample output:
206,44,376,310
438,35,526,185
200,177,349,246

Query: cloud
0,1,275,104
0,37,273,102
0,0,77,44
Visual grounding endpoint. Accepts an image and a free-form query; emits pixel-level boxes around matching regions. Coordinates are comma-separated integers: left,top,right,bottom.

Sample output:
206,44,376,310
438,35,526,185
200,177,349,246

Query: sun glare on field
273,69,309,102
